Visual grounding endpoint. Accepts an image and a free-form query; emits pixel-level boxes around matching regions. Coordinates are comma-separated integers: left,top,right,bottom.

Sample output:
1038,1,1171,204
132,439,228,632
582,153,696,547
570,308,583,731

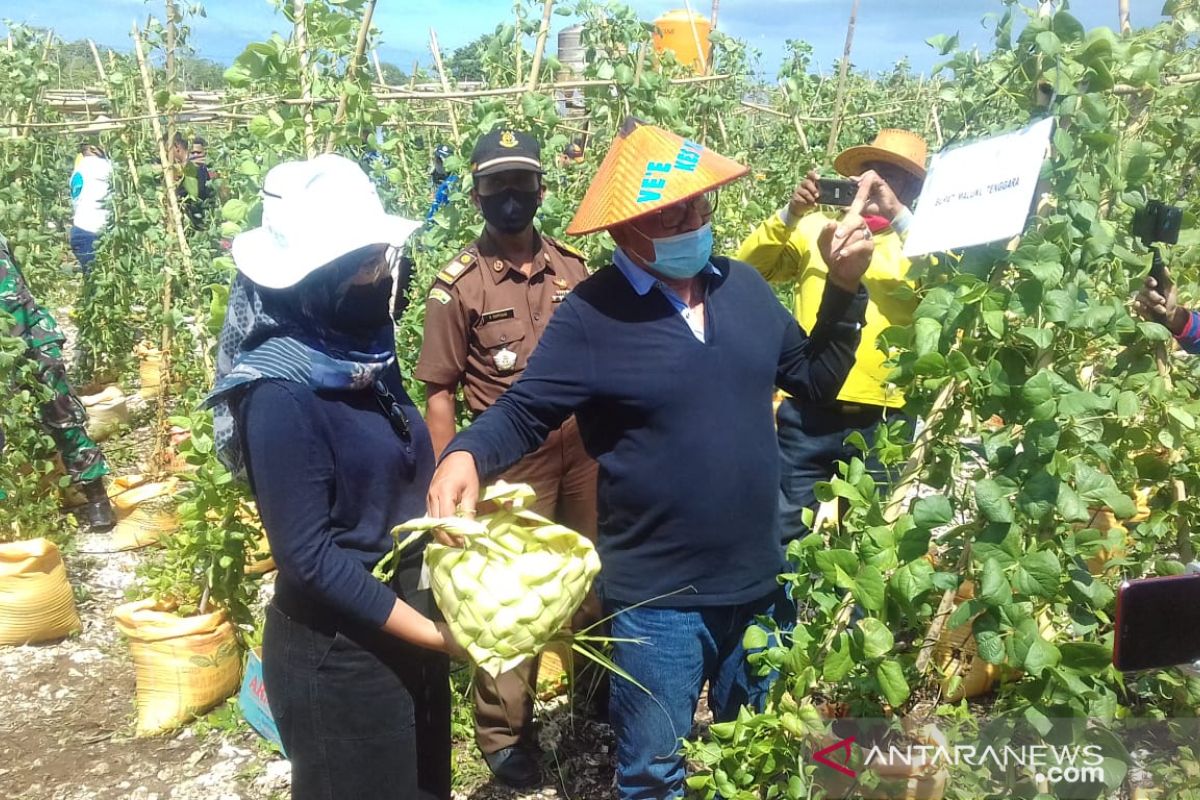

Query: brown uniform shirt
415,230,590,415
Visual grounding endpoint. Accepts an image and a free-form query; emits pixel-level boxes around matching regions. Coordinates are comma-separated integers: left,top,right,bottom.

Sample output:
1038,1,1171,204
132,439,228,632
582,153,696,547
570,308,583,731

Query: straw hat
833,129,928,180
232,154,420,290
566,117,748,236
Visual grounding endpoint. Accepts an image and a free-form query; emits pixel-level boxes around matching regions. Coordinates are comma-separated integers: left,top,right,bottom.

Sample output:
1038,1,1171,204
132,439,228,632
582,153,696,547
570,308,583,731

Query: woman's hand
382,597,468,661
433,621,470,661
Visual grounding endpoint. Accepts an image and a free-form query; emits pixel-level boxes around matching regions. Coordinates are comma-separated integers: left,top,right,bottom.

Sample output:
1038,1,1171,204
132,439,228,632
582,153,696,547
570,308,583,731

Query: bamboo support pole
826,0,860,158
741,99,906,125
682,0,710,75
87,40,106,90
373,72,730,101
326,0,372,154
930,101,945,149
166,0,180,152
527,0,555,91
428,28,460,143
22,32,54,135
371,49,386,85
88,39,149,216
16,94,283,130
514,12,523,86
392,124,417,206
1114,72,1200,93
133,23,196,475
165,0,178,134
326,0,378,153
776,83,810,156
1119,0,1132,34
633,44,647,85
21,74,733,133
131,26,196,278
1175,481,1194,562
710,0,720,31
293,0,317,158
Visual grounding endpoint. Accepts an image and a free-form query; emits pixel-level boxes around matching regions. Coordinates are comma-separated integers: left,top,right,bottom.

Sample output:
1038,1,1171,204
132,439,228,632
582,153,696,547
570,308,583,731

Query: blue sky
0,1,1162,79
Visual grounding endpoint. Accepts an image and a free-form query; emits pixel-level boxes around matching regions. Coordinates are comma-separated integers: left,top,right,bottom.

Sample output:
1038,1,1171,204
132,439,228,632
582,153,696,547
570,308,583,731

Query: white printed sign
902,117,1055,258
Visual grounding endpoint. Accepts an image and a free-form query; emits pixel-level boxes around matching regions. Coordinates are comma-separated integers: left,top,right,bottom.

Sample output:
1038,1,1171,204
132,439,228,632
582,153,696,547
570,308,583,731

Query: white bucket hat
232,153,421,289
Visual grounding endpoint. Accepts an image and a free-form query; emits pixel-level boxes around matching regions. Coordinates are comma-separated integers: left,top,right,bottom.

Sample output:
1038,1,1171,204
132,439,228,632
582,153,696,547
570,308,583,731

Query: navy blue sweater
237,366,434,627
445,257,866,607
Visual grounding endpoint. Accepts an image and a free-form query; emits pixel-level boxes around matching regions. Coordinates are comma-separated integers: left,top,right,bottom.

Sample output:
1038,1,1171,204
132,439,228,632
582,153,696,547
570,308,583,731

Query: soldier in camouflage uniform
0,233,115,529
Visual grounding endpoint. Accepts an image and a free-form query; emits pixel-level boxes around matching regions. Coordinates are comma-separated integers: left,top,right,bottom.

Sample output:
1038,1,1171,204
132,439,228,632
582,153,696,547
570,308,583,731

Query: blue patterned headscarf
204,268,394,477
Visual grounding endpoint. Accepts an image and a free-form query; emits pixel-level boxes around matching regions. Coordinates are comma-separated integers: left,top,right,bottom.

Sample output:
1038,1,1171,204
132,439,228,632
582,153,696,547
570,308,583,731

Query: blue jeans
606,585,795,799
776,398,906,543
69,226,98,275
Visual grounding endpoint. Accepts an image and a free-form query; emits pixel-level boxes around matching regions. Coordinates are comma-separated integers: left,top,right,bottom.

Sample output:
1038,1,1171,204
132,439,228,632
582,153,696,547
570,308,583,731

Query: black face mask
479,188,540,235
330,276,394,337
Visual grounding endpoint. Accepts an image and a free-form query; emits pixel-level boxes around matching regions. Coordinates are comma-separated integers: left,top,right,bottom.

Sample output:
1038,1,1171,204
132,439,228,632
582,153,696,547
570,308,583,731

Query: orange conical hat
566,117,749,236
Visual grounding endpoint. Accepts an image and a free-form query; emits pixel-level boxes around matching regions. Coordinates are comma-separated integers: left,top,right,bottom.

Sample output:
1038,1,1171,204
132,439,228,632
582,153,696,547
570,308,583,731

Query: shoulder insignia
429,287,452,305
547,237,587,261
437,252,476,285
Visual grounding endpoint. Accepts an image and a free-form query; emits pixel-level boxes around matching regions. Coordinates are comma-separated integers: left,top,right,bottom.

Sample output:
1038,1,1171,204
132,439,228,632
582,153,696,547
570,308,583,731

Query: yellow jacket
736,209,916,408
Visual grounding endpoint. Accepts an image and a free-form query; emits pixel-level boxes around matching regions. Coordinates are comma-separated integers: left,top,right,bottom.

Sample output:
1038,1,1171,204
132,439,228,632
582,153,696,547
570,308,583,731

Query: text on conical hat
636,140,703,204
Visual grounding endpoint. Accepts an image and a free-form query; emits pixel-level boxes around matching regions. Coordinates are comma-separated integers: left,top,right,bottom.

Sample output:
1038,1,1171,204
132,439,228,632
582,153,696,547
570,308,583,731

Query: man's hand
819,211,874,292
850,169,906,221
788,170,821,220
427,450,480,546
1134,270,1188,335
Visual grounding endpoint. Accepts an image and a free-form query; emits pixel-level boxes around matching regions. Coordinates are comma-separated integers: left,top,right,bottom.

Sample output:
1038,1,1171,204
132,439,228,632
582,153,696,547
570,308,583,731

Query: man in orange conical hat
428,118,876,799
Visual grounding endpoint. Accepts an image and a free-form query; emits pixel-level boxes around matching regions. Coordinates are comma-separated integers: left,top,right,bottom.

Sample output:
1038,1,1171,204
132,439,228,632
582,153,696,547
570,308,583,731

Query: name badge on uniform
494,347,518,374
481,308,515,324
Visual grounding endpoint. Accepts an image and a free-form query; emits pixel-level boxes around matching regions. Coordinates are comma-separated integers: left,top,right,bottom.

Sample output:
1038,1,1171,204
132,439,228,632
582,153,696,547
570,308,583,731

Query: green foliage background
1,0,1199,793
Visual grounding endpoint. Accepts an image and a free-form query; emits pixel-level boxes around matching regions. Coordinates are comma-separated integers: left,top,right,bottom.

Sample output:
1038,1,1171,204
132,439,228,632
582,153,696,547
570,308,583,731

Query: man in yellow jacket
737,129,927,541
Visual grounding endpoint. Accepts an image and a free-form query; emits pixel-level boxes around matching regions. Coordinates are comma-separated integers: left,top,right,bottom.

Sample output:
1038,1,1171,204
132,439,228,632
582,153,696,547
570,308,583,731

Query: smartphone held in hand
1114,572,1200,672
816,178,858,207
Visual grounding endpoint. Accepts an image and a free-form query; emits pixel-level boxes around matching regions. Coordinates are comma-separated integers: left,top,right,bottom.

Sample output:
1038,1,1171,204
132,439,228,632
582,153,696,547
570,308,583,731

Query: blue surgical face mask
635,222,714,280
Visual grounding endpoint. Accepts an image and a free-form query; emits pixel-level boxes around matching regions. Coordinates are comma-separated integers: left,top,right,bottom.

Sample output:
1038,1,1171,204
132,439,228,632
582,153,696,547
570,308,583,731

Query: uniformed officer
0,231,115,529
414,128,599,789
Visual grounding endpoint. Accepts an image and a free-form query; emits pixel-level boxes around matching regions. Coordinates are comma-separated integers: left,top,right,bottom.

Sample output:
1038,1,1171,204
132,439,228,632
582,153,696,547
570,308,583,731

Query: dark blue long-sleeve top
445,256,867,608
236,364,434,628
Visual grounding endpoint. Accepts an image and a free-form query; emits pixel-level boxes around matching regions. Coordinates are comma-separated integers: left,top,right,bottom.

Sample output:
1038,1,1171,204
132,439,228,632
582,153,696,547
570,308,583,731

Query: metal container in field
556,24,586,79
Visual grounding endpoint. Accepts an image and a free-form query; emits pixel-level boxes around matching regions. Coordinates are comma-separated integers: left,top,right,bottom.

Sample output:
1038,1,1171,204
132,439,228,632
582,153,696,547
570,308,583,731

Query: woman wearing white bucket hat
206,154,458,799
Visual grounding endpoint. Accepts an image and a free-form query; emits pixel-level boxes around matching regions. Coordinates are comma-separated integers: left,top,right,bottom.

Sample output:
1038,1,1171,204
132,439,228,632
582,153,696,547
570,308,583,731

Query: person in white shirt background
69,142,113,276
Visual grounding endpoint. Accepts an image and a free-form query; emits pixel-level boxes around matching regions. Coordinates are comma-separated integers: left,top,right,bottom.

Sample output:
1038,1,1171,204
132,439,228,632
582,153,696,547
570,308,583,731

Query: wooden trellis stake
326,0,377,153
428,28,460,143
132,22,197,474
293,0,317,158
826,0,860,158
